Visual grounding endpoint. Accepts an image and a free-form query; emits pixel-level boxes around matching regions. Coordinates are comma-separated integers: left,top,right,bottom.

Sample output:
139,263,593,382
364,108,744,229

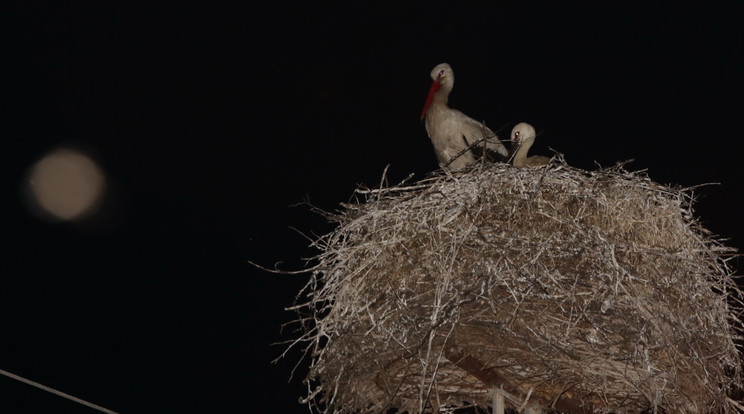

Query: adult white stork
421,63,508,170
509,122,551,168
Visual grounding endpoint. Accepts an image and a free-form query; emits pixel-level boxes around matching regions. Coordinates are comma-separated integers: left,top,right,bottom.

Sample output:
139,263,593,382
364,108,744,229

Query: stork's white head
421,63,455,120
429,63,454,88
511,122,536,146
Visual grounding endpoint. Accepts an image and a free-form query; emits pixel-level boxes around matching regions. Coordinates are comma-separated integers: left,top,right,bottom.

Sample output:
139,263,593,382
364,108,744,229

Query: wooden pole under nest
492,388,504,414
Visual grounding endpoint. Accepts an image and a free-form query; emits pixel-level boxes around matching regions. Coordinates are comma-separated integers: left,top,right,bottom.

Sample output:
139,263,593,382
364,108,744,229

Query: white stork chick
420,63,508,171
509,122,551,168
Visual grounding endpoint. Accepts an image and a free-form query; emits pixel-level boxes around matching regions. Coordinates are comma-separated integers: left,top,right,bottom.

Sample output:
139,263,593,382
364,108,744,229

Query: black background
3,2,743,413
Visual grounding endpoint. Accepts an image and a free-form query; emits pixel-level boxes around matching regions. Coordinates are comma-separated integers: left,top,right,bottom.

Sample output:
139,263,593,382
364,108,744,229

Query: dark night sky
2,2,743,413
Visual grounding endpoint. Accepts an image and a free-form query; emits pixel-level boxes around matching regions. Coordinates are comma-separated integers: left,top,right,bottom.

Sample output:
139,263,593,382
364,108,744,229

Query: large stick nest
289,159,744,413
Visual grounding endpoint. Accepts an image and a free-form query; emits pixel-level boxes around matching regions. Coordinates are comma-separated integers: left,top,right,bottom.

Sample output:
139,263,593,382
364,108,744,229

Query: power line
0,368,120,414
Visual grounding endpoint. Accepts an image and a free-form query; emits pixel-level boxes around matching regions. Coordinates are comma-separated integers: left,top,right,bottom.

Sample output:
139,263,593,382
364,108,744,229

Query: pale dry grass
284,159,743,413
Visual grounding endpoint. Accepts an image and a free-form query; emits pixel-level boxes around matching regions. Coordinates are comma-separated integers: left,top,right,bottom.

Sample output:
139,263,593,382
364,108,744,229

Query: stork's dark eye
514,131,520,139
439,69,445,76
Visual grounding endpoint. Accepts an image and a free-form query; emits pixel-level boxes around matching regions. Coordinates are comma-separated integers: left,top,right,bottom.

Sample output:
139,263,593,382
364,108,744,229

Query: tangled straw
284,159,744,413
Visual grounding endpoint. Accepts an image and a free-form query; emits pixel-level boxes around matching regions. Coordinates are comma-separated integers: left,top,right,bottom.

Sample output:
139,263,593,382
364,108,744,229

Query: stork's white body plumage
421,63,508,171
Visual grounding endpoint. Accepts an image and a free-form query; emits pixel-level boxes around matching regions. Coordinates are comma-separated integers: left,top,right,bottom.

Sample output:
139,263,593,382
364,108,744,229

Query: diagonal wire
0,368,120,414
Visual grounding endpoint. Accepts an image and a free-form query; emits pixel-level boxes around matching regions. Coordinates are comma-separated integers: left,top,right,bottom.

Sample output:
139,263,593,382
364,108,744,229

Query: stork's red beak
420,80,441,120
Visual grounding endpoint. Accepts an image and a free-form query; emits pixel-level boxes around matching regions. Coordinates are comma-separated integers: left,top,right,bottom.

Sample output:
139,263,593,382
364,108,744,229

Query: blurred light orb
27,148,106,221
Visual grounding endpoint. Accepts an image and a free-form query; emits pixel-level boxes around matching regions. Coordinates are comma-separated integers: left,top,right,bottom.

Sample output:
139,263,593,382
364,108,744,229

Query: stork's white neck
432,82,452,106
511,139,534,168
